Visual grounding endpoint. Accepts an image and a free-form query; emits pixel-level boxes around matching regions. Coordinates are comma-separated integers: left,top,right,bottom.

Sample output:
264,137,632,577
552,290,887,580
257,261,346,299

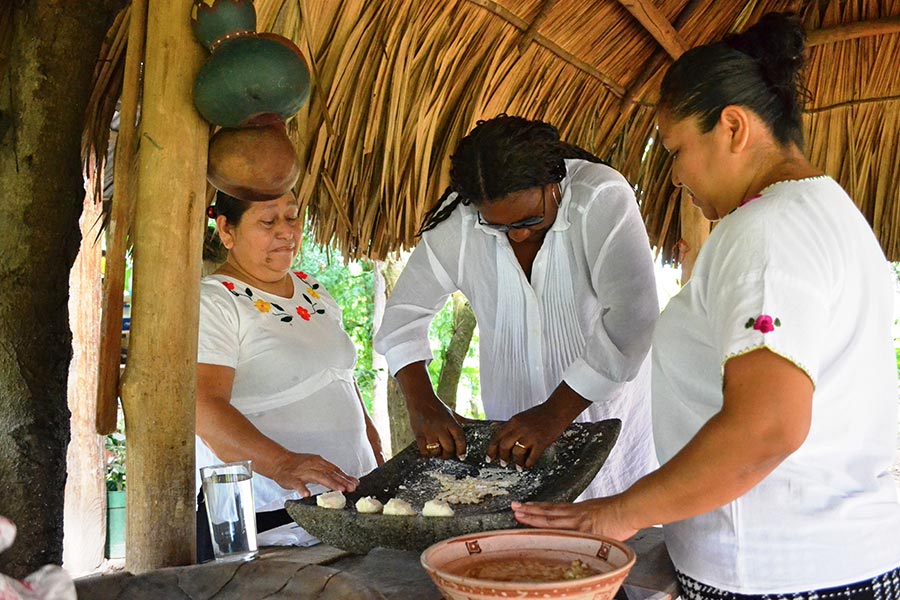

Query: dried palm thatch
75,0,900,261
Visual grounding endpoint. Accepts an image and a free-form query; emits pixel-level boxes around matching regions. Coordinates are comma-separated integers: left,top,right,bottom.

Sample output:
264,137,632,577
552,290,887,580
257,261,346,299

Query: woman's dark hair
659,12,808,150
418,114,607,234
207,190,254,224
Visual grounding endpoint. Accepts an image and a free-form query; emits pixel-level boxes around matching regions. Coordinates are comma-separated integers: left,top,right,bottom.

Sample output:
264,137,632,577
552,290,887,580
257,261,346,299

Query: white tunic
197,271,377,516
374,160,659,498
653,177,900,592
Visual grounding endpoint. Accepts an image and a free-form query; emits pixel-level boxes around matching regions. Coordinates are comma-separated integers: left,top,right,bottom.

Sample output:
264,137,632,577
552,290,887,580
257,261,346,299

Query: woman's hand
487,383,590,468
271,451,359,498
396,362,468,460
511,497,638,541
518,348,815,540
198,364,361,497
409,394,470,461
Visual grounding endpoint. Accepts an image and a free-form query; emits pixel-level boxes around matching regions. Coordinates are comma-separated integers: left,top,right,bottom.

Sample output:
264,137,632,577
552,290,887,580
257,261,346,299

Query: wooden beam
463,0,627,97
806,93,900,113
619,0,700,110
517,0,557,53
122,0,208,572
807,16,900,47
616,0,687,60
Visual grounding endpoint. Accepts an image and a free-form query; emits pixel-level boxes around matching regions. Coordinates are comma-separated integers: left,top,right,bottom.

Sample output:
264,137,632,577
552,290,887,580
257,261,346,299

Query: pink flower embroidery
745,314,781,334
294,271,308,280
754,315,775,333
222,281,235,291
296,306,311,321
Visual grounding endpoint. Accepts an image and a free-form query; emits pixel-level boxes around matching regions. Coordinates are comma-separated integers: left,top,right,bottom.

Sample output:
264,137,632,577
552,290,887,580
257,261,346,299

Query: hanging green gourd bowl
193,34,312,128
191,0,257,51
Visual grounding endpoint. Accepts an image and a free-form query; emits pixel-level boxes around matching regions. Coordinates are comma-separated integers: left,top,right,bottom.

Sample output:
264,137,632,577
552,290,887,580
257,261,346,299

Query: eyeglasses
476,186,549,233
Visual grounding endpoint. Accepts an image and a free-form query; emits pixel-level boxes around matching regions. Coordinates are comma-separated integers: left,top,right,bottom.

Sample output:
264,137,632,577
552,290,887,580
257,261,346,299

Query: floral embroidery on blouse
295,273,326,316
744,314,781,334
220,277,326,324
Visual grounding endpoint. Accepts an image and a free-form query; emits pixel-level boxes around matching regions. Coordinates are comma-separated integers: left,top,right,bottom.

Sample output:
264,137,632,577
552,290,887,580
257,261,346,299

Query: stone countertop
75,527,678,599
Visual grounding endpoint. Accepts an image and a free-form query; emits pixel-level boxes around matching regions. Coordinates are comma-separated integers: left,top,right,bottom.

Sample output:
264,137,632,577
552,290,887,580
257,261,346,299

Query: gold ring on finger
513,440,527,450
425,442,441,451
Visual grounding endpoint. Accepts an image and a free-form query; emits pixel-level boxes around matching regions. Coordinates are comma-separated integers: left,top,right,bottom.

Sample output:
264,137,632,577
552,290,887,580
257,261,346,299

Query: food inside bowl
458,557,601,582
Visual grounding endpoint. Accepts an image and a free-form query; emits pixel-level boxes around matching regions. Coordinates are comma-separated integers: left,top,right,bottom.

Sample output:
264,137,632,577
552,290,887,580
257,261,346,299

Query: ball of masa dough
383,497,417,516
355,496,384,514
316,490,346,510
422,499,455,517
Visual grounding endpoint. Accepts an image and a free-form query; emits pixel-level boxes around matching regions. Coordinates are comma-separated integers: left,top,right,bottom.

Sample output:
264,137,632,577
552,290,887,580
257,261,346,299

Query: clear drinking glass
200,460,258,562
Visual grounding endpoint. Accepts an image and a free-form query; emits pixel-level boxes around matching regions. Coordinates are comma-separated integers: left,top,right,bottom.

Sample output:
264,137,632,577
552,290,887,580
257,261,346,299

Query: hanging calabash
207,122,301,201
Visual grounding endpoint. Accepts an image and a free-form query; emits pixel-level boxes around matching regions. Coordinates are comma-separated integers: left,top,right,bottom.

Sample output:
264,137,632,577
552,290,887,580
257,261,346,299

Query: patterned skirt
677,566,900,600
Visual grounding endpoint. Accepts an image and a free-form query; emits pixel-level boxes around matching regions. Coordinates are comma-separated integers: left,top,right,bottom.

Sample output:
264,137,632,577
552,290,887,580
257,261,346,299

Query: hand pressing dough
383,498,417,516
316,490,346,509
355,496,384,514
422,499,455,517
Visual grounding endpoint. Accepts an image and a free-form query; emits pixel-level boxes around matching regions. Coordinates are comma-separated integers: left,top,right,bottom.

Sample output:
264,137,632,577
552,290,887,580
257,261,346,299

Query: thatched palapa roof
83,0,900,261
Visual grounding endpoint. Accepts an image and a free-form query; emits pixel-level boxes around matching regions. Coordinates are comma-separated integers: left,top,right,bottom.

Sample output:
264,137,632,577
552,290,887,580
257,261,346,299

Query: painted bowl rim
419,527,636,591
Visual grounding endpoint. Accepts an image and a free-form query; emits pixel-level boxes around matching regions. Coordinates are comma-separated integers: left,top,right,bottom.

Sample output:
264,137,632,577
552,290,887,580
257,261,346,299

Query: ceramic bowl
420,528,635,600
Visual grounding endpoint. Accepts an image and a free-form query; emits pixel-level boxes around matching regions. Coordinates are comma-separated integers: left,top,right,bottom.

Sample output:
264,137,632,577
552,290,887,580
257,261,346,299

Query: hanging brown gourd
206,122,301,201
191,0,308,200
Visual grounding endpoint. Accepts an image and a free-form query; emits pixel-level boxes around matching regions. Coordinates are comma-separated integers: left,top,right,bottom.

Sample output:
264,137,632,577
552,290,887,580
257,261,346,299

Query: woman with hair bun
375,114,659,500
514,13,900,597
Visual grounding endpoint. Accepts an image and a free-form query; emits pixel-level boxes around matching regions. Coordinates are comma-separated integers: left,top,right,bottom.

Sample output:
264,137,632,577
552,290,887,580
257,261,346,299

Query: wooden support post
679,189,709,285
121,0,208,572
96,2,144,436
371,260,393,458
63,193,106,576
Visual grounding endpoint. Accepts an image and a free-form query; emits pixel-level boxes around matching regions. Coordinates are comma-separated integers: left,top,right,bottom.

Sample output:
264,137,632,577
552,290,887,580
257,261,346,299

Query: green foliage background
295,227,378,411
295,224,483,417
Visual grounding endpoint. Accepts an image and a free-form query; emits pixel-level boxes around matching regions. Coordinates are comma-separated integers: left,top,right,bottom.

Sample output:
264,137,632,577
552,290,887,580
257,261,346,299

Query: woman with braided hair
374,114,659,500
514,13,900,597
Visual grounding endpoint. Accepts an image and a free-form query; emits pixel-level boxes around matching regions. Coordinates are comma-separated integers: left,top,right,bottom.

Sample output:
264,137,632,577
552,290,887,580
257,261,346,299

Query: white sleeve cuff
562,357,626,403
383,340,435,377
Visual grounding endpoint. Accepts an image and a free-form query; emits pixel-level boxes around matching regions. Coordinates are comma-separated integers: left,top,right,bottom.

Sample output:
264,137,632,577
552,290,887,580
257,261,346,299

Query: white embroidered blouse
197,271,377,516
653,177,900,592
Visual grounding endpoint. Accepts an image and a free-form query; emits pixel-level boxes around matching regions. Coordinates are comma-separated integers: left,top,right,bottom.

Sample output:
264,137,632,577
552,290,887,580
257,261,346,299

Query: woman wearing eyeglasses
373,114,659,499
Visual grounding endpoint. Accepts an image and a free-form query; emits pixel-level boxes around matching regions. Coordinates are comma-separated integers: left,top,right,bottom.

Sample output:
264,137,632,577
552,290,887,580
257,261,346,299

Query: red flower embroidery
296,306,311,321
745,314,781,334
294,271,308,280
222,281,235,291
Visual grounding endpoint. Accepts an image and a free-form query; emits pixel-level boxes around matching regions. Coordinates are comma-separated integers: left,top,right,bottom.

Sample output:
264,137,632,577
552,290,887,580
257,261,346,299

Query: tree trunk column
121,0,208,572
0,0,123,578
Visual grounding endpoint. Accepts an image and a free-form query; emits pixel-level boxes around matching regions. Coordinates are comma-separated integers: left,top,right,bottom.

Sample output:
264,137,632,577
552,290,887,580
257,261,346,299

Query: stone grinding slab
285,419,621,554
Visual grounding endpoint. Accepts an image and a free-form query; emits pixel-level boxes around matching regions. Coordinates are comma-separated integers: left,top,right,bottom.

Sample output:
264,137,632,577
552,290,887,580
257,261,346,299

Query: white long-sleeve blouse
374,160,659,497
